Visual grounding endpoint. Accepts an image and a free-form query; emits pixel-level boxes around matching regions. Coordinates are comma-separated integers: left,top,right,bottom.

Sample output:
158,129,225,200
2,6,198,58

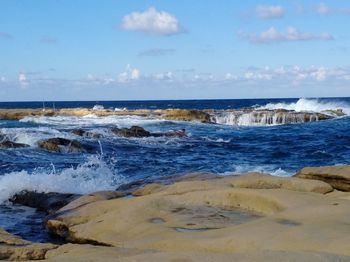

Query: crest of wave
0,155,124,203
258,98,350,115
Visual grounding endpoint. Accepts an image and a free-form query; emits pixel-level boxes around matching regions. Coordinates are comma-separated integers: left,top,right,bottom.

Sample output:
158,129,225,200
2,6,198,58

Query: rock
46,173,350,257
0,228,57,261
230,172,333,194
294,165,350,191
111,126,151,138
71,129,102,139
164,109,211,122
38,138,86,153
132,183,164,196
0,140,30,149
10,190,79,214
58,191,125,213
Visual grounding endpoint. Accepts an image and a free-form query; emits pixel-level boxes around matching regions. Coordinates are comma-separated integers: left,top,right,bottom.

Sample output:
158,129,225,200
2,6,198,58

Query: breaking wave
257,98,350,115
0,156,124,203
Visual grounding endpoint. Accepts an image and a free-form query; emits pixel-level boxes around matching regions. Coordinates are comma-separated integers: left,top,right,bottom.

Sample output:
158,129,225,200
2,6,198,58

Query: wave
0,156,124,203
20,115,167,127
219,165,292,177
257,98,350,115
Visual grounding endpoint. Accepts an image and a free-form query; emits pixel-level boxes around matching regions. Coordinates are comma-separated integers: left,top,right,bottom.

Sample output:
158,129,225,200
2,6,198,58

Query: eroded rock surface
295,165,350,191
0,228,57,261
45,172,350,260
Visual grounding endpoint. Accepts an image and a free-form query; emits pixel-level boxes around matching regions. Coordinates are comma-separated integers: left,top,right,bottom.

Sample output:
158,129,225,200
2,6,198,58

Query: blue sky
1,0,350,101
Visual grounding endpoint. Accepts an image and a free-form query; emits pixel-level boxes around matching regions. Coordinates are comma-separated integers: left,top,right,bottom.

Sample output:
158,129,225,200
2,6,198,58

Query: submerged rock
0,140,30,149
295,165,350,191
10,190,79,214
38,138,86,153
164,109,211,122
111,126,151,138
71,129,102,139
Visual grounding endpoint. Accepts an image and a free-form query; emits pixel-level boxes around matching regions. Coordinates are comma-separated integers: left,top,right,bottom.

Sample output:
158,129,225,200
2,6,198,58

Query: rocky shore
0,107,345,125
1,165,350,261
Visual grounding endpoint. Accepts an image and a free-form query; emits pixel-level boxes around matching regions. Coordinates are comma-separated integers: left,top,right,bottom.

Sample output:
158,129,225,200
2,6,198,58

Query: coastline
1,165,350,261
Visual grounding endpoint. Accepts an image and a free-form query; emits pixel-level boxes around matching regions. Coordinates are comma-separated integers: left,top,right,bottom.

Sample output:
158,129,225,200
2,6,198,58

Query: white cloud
310,67,327,81
118,65,141,83
255,5,285,18
121,7,181,35
240,27,333,44
19,73,29,88
316,3,331,15
154,71,173,80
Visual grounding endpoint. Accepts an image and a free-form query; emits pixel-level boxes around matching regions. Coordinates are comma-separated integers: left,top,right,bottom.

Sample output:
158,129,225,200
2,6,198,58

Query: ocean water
0,97,350,241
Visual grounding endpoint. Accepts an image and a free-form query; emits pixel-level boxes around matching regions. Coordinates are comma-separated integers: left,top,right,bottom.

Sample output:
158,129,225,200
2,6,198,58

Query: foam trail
0,156,124,203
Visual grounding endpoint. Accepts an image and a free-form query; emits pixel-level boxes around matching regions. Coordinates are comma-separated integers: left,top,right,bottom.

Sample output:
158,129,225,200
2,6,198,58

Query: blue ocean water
0,97,349,241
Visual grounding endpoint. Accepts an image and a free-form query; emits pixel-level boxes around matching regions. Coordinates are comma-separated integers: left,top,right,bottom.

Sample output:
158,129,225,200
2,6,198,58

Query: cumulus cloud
118,65,141,83
154,71,174,81
0,32,13,39
121,7,182,35
19,73,29,88
255,5,285,18
239,27,333,44
138,48,176,57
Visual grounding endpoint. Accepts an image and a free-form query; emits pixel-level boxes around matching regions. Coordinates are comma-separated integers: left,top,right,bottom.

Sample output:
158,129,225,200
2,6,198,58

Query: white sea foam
0,156,124,203
20,115,167,127
220,165,292,177
0,127,73,146
257,98,350,115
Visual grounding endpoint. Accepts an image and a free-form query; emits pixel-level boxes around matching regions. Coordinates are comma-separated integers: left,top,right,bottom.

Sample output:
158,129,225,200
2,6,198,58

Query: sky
1,0,350,101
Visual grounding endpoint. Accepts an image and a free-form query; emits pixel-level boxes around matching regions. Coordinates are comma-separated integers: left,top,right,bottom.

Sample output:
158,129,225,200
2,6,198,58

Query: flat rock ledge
0,228,57,261
294,165,350,191
4,166,350,261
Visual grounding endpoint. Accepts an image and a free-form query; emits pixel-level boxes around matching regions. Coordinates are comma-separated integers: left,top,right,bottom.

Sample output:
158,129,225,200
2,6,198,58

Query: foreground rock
295,165,350,191
44,171,350,261
0,228,56,260
38,138,86,153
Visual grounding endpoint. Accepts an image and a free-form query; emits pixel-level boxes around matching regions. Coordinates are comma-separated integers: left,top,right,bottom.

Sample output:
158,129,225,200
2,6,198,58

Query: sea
0,97,349,242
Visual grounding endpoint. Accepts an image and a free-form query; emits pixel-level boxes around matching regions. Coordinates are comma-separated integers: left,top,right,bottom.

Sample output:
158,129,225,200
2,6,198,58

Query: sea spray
0,155,124,203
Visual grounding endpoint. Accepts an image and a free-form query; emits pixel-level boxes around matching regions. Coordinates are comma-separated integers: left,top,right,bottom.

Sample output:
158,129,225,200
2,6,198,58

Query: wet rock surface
38,138,86,153
10,191,80,215
71,129,102,139
0,141,30,149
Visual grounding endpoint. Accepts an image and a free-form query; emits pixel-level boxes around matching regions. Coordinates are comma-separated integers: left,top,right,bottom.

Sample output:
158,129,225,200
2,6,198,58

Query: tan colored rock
164,109,211,122
295,165,350,191
45,245,350,262
46,175,350,257
132,183,164,196
0,228,57,261
59,191,124,212
230,172,333,194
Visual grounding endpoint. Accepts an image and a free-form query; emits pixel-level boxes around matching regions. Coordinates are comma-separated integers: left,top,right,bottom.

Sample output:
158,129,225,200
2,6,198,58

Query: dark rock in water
111,126,151,138
38,137,86,153
0,140,30,148
10,190,79,214
71,129,102,139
